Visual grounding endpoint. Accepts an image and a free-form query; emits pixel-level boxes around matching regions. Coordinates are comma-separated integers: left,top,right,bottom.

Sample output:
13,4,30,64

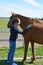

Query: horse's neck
16,15,30,29
17,15,28,20
16,15,43,29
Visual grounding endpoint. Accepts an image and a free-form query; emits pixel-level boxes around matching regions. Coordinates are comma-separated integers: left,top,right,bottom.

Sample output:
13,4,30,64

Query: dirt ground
0,32,43,47
0,33,24,47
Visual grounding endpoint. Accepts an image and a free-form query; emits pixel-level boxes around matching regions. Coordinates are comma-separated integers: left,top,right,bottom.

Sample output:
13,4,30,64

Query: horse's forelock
10,13,16,19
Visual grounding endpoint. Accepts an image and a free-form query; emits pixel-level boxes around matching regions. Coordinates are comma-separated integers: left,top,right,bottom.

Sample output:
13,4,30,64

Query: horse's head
8,13,33,29
10,13,31,29
7,13,21,28
8,13,24,29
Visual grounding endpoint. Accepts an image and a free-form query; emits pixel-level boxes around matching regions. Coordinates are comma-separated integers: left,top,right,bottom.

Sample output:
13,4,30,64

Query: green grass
0,46,43,65
0,19,9,30
0,46,43,59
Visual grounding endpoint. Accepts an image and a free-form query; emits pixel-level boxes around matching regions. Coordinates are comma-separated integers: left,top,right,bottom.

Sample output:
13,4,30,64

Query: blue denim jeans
7,40,16,65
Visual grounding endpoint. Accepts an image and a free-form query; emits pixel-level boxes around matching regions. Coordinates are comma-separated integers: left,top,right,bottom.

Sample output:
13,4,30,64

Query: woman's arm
14,24,33,34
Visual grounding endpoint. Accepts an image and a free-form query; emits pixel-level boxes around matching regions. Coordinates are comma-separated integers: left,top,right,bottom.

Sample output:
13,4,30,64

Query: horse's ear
11,12,16,16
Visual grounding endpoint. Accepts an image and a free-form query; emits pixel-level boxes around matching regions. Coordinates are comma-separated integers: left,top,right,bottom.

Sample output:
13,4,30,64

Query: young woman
7,18,32,65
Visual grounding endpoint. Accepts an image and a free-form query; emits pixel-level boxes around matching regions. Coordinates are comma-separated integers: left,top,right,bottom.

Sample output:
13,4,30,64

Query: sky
0,0,43,18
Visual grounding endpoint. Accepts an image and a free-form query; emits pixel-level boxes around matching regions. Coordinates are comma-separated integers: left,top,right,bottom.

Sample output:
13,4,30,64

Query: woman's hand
26,24,33,29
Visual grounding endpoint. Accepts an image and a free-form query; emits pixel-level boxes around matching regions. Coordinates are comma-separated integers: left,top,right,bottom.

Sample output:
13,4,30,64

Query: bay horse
8,13,43,63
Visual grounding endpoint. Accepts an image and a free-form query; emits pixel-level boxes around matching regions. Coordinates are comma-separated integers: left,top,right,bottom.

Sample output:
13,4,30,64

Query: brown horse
8,13,43,63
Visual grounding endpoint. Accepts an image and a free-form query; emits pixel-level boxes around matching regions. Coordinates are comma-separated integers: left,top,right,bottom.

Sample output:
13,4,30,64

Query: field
0,19,43,65
0,19,9,30
0,46,43,65
0,46,43,59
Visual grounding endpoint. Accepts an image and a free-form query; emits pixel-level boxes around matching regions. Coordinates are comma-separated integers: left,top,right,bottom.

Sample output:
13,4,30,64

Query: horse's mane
11,13,40,23
11,13,30,19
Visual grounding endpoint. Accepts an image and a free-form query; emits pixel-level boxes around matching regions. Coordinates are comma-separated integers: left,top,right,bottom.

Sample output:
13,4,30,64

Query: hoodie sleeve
13,24,32,34
9,24,32,34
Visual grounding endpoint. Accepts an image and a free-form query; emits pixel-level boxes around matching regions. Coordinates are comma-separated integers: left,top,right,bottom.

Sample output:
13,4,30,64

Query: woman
7,18,32,65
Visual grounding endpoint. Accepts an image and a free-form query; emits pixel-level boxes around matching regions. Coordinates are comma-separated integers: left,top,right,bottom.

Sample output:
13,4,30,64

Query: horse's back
31,21,43,44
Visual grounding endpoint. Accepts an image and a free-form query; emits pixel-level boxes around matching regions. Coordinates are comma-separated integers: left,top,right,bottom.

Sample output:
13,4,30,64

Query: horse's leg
22,39,29,62
31,41,35,62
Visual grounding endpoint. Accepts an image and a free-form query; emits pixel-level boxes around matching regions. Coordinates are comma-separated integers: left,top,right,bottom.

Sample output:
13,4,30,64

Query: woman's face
15,22,19,27
15,20,20,27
